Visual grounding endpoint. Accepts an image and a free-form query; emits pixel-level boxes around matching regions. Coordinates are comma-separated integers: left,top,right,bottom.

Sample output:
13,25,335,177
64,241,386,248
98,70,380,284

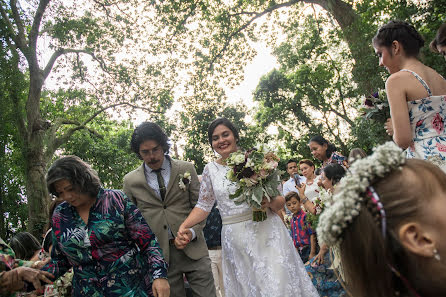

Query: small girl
285,192,316,263
318,142,446,297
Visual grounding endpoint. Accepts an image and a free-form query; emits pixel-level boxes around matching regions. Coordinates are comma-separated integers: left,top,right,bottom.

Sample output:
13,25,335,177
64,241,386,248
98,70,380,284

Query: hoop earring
434,248,441,261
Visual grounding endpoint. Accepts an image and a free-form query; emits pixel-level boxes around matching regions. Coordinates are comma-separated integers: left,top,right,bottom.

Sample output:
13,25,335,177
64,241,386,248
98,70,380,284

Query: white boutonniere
179,171,191,191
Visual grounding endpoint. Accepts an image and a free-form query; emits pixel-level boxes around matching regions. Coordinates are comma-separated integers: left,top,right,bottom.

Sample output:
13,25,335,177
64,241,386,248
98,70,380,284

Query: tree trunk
0,140,5,239
24,73,50,238
311,0,381,93
25,137,50,238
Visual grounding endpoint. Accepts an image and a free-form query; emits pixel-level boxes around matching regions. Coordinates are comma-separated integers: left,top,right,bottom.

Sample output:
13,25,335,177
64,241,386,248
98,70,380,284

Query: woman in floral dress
42,156,169,297
378,21,446,170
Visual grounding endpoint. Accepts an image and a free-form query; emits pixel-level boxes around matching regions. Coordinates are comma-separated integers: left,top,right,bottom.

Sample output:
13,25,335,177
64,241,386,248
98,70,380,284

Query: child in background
285,192,316,263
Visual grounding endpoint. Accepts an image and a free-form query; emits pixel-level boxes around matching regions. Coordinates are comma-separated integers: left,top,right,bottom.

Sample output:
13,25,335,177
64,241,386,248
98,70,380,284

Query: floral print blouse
404,69,446,167
324,152,348,169
42,189,168,297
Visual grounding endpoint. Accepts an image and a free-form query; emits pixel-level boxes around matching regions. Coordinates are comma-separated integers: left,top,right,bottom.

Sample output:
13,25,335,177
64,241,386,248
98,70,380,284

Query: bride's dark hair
208,118,239,147
373,20,425,58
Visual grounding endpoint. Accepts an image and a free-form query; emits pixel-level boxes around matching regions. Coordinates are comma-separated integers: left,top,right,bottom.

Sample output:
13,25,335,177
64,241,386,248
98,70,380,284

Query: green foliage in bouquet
226,146,282,221
359,89,391,123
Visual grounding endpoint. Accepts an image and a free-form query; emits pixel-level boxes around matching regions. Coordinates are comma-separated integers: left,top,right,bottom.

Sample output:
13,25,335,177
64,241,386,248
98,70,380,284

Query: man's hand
152,278,170,297
175,227,192,250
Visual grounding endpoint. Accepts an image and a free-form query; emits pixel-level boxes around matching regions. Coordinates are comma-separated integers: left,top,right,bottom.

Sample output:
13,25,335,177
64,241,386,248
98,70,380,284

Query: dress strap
400,69,432,96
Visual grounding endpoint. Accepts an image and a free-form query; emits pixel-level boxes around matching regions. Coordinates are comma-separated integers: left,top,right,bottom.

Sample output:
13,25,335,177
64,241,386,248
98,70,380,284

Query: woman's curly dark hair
130,122,170,159
46,155,101,198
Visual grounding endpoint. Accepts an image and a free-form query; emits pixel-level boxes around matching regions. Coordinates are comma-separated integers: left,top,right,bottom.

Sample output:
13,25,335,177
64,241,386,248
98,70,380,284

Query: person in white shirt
283,159,307,197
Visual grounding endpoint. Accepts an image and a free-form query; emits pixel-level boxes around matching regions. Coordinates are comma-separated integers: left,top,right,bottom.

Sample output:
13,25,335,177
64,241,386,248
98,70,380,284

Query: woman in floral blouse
43,156,169,297
308,136,347,170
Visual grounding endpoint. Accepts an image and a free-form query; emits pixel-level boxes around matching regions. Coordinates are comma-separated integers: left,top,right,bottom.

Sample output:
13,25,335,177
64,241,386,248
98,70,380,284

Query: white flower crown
316,142,406,246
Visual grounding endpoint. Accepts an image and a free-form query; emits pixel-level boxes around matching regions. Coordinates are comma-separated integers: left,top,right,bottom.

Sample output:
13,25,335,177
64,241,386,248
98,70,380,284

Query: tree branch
0,1,25,48
209,0,304,70
43,48,108,79
46,102,162,158
9,0,26,47
29,0,50,49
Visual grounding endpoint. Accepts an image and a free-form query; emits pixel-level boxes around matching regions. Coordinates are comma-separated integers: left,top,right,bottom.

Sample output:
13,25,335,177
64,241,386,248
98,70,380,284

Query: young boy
285,192,316,263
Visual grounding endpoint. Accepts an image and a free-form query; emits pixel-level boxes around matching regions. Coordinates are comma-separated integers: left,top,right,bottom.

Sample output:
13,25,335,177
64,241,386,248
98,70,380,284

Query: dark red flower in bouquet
364,98,374,107
234,162,247,175
239,167,255,178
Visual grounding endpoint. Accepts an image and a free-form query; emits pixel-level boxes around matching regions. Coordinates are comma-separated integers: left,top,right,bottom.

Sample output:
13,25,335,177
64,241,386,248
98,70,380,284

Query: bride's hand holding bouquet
226,145,283,221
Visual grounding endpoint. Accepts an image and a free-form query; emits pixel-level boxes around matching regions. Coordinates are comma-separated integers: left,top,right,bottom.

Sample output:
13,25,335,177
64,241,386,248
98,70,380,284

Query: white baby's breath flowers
317,142,406,246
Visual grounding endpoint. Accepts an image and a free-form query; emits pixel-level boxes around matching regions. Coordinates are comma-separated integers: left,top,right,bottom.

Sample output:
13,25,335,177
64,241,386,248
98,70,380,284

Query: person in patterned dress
377,21,446,171
42,156,169,297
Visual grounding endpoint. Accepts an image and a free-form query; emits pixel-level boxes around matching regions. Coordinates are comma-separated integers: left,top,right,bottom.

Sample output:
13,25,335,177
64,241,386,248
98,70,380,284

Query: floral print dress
403,69,446,171
42,189,168,297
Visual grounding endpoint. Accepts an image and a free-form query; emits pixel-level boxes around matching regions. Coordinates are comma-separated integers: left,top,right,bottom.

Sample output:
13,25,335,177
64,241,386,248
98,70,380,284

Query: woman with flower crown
318,142,446,297
176,118,319,297
378,20,446,170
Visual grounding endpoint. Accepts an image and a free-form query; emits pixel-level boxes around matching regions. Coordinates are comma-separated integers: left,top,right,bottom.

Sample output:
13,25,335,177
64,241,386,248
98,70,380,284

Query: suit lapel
166,158,179,198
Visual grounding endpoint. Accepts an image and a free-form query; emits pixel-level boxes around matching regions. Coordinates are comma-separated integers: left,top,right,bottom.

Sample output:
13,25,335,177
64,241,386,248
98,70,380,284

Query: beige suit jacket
123,158,208,263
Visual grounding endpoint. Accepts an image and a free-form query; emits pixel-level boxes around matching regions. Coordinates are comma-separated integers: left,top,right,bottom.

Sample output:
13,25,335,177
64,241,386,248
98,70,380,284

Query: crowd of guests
1,20,446,297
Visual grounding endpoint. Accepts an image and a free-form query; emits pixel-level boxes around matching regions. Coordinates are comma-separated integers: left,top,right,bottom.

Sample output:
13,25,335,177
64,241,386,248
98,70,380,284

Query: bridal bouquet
226,145,282,222
306,188,332,230
359,89,390,123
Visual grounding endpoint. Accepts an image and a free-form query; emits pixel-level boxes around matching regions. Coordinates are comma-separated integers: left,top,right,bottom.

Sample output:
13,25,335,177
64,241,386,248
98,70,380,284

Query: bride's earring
433,248,441,261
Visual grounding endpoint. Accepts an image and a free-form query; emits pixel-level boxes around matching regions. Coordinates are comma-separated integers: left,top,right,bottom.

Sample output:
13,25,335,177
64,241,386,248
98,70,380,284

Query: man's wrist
301,197,309,204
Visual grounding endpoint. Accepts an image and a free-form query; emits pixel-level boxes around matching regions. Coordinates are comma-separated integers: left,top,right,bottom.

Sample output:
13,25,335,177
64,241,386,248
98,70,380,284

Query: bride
176,118,319,297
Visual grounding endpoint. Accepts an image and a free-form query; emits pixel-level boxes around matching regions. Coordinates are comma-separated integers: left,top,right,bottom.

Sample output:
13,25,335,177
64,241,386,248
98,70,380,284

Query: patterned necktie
153,168,166,201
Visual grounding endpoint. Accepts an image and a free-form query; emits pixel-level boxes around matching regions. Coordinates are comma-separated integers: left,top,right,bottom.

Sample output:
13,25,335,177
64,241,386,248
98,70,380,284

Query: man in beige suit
123,122,216,297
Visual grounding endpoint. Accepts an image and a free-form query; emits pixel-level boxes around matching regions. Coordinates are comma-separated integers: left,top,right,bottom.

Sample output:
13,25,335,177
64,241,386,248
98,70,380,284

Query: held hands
385,118,394,136
5,267,54,293
152,278,170,297
31,258,50,269
175,225,192,250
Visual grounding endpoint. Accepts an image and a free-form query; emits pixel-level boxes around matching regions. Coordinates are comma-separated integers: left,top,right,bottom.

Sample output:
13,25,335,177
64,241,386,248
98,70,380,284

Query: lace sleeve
196,165,216,212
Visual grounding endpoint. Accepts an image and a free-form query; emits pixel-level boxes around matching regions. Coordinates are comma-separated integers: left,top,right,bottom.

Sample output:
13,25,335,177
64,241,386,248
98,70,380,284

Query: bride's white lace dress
197,162,319,297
